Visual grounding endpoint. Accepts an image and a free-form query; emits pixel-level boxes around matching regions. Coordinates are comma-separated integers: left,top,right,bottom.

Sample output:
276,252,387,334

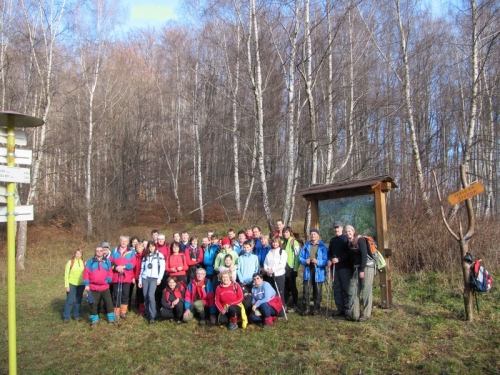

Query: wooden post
374,182,392,308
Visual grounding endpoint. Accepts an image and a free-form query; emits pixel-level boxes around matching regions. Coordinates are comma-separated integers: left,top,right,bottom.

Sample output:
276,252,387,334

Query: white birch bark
193,62,205,223
17,0,66,270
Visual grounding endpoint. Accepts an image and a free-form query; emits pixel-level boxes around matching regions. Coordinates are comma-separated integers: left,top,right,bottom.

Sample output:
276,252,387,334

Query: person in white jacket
263,236,288,309
138,241,166,324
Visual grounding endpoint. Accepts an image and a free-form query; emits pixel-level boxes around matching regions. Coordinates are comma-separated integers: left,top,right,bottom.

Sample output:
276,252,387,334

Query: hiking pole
273,276,288,323
325,266,330,319
116,273,123,321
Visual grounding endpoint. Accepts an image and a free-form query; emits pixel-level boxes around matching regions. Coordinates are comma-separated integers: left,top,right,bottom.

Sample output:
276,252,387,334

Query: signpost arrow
0,205,34,222
0,127,27,146
0,165,30,184
447,182,485,206
0,148,32,165
0,186,19,204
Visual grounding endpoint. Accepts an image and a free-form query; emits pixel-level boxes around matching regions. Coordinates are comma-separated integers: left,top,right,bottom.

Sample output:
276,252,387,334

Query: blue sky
121,0,181,30
120,0,448,31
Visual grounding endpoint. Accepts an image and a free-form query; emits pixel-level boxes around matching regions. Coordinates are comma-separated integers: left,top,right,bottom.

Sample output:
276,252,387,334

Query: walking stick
325,266,330,319
116,273,123,320
273,276,288,323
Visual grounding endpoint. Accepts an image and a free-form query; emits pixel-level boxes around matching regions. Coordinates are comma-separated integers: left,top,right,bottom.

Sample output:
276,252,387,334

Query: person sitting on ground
160,277,186,324
215,270,246,331
62,250,85,323
251,272,282,328
83,246,115,325
183,268,217,325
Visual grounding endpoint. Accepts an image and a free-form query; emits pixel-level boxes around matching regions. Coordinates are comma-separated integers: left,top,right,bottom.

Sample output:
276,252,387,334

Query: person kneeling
160,277,185,324
215,270,246,330
251,272,282,329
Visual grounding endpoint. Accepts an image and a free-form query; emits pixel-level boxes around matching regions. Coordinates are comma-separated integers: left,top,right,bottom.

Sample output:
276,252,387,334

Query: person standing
184,235,204,282
62,250,85,323
282,227,300,313
133,242,147,316
109,236,136,319
299,229,328,316
345,225,375,322
263,236,287,309
327,221,351,317
138,241,166,324
83,246,115,325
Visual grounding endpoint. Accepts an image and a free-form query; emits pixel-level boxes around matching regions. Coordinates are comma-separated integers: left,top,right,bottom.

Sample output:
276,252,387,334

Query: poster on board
318,194,376,242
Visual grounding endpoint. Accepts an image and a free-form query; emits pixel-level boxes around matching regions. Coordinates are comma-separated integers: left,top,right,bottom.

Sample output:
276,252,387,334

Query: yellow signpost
0,111,44,375
447,182,485,206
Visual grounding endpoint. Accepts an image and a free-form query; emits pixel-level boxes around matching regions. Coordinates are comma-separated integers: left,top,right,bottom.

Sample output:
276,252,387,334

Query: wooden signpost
447,182,485,206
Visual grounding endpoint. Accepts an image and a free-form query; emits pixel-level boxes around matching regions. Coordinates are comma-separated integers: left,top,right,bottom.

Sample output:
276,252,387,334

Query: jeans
142,277,158,320
62,284,85,320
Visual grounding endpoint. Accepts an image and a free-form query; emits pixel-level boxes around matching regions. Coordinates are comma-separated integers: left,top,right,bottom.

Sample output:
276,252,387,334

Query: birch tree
17,0,67,270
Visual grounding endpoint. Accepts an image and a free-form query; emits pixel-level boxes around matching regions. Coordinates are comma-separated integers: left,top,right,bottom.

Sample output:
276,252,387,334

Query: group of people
63,220,376,329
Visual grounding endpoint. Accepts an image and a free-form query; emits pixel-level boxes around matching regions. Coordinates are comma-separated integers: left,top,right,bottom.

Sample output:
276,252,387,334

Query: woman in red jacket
215,270,244,330
166,241,188,285
184,235,204,282
160,277,186,324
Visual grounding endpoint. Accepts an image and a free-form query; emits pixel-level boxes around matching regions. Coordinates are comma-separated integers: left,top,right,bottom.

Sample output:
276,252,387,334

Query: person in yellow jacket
63,250,85,322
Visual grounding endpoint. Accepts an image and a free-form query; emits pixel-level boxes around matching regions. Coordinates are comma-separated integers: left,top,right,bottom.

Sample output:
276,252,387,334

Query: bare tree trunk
17,0,66,270
395,0,432,215
0,0,13,110
193,62,204,224
247,0,273,231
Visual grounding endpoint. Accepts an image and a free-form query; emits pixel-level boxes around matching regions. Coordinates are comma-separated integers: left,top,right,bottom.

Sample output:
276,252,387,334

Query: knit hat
221,238,231,246
332,221,343,228
310,229,320,235
101,242,110,248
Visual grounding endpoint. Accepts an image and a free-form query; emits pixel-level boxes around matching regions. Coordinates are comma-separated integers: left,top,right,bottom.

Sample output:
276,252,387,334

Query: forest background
0,0,499,297
0,0,499,373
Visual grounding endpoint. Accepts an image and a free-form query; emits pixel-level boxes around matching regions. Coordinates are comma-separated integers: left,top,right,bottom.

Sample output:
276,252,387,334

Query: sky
119,0,449,31
121,0,181,31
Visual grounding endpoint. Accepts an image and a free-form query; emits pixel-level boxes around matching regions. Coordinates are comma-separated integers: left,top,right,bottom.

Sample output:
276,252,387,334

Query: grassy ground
1,226,499,374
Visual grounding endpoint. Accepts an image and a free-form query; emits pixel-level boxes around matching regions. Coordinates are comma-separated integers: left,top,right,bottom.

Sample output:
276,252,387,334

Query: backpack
469,259,493,293
361,236,386,272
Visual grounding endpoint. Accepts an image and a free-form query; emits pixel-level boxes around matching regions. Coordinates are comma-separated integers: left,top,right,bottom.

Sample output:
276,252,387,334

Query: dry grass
0,221,499,374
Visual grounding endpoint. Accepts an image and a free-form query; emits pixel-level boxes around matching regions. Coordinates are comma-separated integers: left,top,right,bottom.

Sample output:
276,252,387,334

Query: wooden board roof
296,175,398,201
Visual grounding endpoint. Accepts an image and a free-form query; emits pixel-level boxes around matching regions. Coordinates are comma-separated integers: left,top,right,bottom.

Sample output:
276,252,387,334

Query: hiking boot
63,319,69,323
176,320,183,325
301,309,310,316
331,310,344,317
74,317,82,322
198,319,206,326
149,319,156,325
120,313,127,319
311,309,319,316
90,320,99,327
358,316,368,322
286,305,297,313
262,324,272,330
228,322,238,331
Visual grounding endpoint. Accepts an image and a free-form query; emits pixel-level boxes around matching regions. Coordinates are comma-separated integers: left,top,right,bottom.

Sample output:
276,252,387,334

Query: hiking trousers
347,265,375,321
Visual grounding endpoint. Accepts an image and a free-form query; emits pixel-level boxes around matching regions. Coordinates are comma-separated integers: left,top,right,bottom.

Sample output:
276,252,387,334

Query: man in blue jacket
299,229,328,316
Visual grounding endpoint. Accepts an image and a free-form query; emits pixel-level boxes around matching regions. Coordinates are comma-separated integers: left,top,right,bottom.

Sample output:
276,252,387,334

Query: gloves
105,277,112,283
